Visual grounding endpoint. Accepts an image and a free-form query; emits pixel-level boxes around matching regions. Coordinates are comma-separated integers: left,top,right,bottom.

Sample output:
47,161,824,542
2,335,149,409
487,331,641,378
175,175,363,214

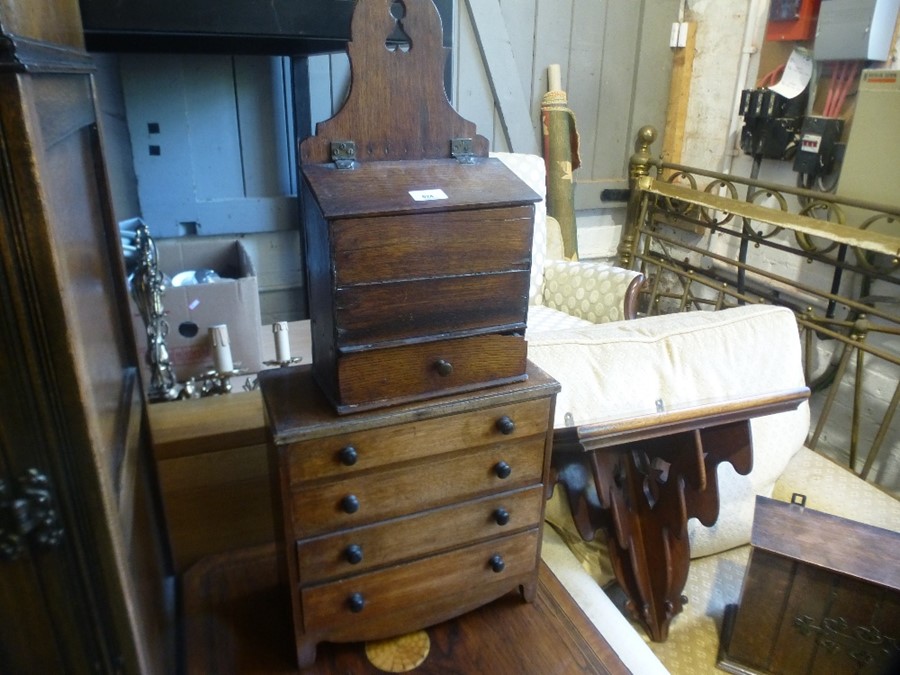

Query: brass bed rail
617,126,899,486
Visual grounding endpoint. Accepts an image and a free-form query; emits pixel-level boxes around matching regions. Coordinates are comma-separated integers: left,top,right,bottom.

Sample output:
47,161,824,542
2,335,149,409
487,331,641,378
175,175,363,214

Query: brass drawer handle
494,461,512,479
494,507,510,526
489,554,505,573
434,359,453,376
341,494,360,514
348,592,366,613
338,445,358,466
495,415,515,435
345,544,364,564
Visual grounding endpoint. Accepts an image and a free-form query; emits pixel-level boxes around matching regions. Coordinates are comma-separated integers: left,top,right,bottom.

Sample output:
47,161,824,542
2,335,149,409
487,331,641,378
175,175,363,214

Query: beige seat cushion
532,304,810,558
773,445,900,532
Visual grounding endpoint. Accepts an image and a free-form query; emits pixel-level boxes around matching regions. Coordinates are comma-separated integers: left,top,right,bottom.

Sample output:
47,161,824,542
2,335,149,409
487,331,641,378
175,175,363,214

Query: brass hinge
0,468,64,561
330,140,357,169
451,138,475,164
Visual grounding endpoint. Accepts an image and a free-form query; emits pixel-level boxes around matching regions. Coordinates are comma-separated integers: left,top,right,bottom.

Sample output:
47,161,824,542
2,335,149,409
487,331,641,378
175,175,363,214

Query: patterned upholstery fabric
542,260,639,324
526,304,594,332
489,151,641,327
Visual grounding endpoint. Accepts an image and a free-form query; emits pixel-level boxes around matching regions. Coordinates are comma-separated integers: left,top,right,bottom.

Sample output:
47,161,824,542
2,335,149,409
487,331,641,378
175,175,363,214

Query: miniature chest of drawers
301,156,540,413
259,362,559,669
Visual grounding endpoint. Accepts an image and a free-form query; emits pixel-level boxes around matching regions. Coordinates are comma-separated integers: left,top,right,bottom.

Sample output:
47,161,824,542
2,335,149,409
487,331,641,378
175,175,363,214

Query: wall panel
454,0,678,215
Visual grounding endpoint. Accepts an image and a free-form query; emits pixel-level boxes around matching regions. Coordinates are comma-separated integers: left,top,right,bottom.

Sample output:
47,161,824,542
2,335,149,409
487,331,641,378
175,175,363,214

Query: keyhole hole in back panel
386,1,412,52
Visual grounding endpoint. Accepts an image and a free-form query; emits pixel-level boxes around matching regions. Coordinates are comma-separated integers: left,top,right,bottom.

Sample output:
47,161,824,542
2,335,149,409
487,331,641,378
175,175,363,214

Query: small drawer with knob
329,332,527,413
285,397,553,485
295,486,544,584
299,529,541,639
289,436,547,538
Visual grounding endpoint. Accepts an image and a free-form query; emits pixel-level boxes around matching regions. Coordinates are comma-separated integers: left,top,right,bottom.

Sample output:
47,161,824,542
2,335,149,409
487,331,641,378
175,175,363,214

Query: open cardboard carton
131,236,263,384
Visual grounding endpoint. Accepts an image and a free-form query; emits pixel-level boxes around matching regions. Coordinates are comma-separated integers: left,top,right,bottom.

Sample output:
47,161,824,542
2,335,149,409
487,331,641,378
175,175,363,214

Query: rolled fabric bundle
541,64,581,260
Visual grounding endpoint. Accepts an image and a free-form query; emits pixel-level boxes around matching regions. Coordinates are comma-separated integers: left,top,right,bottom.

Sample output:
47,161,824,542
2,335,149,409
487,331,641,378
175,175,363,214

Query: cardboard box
131,236,263,381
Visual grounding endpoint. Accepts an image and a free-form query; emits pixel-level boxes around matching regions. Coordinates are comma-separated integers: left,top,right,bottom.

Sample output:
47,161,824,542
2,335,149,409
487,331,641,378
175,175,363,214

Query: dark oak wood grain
0,1,170,670
298,0,479,164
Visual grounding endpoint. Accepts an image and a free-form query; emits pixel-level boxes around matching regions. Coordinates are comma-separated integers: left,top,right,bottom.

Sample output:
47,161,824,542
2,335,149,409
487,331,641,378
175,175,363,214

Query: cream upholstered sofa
492,152,900,674
529,304,900,674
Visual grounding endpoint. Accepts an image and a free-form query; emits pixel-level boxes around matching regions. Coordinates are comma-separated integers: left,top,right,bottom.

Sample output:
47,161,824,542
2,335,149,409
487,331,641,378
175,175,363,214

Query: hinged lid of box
302,158,540,219
751,495,900,591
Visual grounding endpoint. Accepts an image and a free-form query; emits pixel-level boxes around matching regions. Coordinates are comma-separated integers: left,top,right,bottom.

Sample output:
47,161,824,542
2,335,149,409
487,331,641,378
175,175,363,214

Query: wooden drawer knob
345,544,364,565
338,445,358,466
494,461,512,479
489,554,505,573
494,507,510,526
341,494,360,514
495,415,516,435
348,592,366,613
434,359,453,376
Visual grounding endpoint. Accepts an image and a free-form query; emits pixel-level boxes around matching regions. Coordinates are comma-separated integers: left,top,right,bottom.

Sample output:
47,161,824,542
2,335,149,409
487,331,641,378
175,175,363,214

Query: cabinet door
0,9,171,673
119,53,298,237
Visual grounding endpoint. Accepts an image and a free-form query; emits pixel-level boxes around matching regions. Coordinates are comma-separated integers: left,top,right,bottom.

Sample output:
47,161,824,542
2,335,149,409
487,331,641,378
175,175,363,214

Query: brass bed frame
616,126,900,485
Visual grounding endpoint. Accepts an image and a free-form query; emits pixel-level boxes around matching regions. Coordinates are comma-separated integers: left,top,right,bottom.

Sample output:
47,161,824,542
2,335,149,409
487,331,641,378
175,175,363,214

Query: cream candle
273,321,291,362
209,324,233,373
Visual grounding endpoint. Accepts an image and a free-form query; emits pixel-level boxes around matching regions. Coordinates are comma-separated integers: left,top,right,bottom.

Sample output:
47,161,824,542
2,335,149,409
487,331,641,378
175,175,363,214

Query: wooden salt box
719,495,900,675
299,0,539,413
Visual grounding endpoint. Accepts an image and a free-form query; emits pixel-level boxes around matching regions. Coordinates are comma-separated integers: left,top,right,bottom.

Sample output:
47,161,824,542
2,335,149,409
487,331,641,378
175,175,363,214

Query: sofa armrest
541,260,643,323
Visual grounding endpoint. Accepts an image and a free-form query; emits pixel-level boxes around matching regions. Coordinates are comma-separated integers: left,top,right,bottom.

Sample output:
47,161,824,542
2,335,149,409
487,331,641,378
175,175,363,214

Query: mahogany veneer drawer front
286,396,552,483
259,363,559,668
300,530,541,640
295,486,544,584
301,157,540,413
289,437,546,538
333,333,528,408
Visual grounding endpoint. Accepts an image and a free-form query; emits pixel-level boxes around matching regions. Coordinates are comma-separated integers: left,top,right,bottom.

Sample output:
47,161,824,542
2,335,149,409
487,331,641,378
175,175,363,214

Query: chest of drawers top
259,361,558,447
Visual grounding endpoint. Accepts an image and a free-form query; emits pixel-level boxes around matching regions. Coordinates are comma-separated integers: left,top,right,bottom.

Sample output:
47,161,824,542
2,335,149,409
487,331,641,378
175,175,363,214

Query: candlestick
209,324,233,373
273,321,291,362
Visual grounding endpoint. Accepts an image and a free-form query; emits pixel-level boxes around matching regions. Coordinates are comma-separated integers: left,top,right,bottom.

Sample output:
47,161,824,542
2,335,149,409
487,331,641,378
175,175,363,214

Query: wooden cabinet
302,158,539,412
719,496,900,675
259,362,559,668
0,1,170,671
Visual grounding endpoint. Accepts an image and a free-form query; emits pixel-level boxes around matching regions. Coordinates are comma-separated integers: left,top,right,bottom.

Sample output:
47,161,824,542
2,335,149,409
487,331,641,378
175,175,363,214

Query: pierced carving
385,1,412,52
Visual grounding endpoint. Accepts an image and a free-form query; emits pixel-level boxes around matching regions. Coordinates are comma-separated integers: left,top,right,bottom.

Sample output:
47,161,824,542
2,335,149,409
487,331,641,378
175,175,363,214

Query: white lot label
409,188,448,202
